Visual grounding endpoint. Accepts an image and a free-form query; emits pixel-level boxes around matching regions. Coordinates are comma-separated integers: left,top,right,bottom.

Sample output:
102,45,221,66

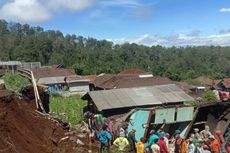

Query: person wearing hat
210,135,220,153
128,128,137,152
113,131,129,152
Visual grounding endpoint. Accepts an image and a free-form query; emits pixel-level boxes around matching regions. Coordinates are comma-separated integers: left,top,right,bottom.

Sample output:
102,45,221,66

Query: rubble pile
0,89,99,153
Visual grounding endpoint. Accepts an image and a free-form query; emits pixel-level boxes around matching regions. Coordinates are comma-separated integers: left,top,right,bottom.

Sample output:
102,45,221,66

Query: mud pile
0,89,99,153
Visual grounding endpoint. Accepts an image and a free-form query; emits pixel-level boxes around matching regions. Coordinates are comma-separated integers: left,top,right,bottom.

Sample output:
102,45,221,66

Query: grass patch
50,94,87,128
2,72,30,92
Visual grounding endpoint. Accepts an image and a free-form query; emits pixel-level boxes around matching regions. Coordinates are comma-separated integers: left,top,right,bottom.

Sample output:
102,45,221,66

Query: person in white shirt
188,139,195,153
151,139,160,153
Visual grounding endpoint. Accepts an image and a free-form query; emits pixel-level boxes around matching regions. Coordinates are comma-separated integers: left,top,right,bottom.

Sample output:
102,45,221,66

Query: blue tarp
128,110,150,141
49,84,54,93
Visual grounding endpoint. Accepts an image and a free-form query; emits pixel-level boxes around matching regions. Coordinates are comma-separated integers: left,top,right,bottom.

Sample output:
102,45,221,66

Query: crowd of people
83,112,230,153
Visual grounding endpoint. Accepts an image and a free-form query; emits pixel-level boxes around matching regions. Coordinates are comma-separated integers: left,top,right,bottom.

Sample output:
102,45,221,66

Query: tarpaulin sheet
128,110,150,140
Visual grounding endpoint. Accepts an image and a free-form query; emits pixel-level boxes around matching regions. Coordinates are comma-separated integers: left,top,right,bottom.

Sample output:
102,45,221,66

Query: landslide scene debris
1,13,230,153
0,87,99,153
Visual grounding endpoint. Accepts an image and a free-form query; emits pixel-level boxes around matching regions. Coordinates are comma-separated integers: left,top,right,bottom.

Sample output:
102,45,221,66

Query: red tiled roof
84,75,97,82
194,76,212,86
65,75,97,82
32,68,75,79
194,76,219,87
93,74,115,88
92,74,193,92
223,78,230,88
117,69,145,76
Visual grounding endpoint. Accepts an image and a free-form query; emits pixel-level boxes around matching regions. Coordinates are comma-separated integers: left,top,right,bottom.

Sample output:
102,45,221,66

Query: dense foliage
202,91,218,102
2,72,30,92
1,20,230,80
50,93,86,128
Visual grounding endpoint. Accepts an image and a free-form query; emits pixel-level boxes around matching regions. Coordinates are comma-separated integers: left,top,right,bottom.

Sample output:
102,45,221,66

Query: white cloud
0,0,51,23
0,0,94,23
99,0,141,8
112,33,230,47
220,8,230,12
45,0,94,12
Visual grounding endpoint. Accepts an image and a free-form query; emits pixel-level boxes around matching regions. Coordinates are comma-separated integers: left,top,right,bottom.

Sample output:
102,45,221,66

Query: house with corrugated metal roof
32,67,96,95
82,84,194,116
0,61,22,73
90,73,193,96
83,80,230,141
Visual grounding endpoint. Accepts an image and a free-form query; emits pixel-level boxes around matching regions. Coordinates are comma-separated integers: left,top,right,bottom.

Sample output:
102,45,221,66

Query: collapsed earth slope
0,89,98,153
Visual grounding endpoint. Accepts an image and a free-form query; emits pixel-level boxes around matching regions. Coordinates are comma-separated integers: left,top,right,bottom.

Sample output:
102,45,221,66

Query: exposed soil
0,89,99,153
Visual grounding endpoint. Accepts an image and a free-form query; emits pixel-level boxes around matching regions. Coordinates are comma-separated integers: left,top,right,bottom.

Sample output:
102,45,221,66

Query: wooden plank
30,71,45,113
18,68,45,113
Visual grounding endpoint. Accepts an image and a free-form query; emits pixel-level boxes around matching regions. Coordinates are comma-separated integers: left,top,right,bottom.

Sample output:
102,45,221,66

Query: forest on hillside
0,19,230,81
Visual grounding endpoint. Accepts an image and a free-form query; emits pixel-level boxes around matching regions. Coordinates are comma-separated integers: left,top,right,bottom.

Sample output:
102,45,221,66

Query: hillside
0,20,230,80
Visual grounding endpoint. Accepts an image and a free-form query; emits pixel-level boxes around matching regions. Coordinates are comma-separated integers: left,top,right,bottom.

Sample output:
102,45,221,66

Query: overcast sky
0,0,230,46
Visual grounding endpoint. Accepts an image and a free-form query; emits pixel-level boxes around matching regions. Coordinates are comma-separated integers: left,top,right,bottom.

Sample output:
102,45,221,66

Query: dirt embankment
0,89,99,153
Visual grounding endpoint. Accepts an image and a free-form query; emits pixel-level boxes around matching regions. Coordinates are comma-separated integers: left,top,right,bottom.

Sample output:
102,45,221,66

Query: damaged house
83,82,230,141
82,84,194,140
82,84,194,116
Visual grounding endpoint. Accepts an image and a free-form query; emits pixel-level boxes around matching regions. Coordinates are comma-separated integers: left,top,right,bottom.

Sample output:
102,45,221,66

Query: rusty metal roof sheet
92,74,193,94
32,67,75,78
88,84,194,111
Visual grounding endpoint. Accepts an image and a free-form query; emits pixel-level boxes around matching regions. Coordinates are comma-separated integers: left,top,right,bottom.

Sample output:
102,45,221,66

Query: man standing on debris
128,128,137,152
98,125,112,153
113,131,129,152
95,114,104,131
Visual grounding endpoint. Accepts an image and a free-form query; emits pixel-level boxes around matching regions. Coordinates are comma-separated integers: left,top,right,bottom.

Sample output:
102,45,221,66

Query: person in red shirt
210,135,220,153
225,142,230,153
158,136,169,153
